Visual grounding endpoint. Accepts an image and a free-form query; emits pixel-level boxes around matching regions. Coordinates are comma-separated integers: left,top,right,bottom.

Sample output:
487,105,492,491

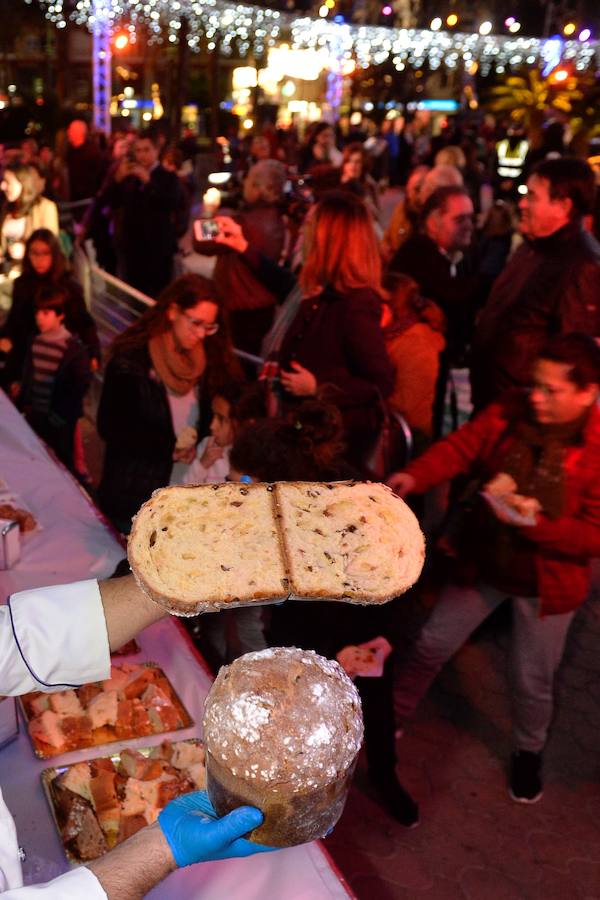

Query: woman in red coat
388,334,600,807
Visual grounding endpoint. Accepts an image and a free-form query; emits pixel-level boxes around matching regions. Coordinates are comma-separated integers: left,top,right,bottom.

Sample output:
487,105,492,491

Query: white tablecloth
0,391,353,899
0,391,125,598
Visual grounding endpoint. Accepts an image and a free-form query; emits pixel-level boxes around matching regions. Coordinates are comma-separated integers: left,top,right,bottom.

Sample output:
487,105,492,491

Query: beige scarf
149,329,206,396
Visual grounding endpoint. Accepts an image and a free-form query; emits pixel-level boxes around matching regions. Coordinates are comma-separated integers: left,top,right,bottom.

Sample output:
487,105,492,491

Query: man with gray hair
389,183,481,434
471,156,600,410
212,160,288,356
65,119,107,214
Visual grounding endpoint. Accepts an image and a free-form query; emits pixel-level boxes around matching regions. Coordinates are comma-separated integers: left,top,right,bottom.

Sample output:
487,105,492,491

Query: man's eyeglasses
182,312,219,336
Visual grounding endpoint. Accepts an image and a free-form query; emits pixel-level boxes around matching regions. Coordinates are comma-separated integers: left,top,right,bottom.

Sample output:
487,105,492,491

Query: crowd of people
1,108,600,857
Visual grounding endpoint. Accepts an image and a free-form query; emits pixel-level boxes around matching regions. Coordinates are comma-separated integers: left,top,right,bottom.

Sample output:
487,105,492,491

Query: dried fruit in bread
129,481,425,614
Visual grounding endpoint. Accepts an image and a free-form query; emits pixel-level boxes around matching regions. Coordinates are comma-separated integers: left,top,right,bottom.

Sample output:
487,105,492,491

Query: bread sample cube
128,484,289,615
203,647,364,847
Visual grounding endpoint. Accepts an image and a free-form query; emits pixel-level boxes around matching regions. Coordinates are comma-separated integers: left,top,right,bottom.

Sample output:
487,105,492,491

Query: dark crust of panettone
202,647,364,847
206,749,358,847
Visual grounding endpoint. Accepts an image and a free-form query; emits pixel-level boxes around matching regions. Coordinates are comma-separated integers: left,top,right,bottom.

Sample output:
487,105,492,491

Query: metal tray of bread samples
41,738,205,865
20,662,193,759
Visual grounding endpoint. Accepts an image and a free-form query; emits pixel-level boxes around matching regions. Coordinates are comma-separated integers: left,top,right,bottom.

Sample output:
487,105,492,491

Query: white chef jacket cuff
8,580,110,692
1,866,107,899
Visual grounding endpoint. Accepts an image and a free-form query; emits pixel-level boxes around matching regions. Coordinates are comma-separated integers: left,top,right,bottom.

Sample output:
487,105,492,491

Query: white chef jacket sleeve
1,789,107,899
1,867,107,899
0,580,110,696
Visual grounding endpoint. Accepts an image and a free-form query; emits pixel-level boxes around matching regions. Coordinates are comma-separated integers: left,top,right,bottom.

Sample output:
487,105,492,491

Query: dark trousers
27,411,76,472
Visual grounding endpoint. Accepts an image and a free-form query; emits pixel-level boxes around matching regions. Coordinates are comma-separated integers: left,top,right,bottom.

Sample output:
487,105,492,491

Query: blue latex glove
158,790,276,867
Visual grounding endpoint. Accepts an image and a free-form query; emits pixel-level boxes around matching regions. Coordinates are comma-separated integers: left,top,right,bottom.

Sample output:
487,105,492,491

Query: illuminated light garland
28,0,600,73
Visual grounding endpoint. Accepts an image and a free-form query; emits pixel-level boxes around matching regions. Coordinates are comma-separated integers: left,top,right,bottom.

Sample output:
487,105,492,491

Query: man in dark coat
471,157,600,411
389,185,481,434
108,133,183,298
211,160,287,357
65,119,108,209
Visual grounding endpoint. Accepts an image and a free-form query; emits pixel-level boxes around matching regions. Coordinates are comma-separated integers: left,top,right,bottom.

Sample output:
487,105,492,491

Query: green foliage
485,69,581,132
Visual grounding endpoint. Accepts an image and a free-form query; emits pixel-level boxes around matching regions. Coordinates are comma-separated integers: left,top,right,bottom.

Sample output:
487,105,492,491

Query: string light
563,22,576,37
113,31,128,49
446,14,458,27
30,0,600,74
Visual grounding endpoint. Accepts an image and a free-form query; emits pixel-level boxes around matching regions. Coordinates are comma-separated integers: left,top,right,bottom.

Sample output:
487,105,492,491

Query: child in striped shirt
16,285,92,471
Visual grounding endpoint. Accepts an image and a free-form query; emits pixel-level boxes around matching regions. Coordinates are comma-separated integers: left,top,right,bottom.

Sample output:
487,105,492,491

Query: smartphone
195,219,220,241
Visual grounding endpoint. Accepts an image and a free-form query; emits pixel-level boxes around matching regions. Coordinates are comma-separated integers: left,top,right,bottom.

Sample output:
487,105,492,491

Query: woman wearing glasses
215,191,394,470
0,229,100,389
97,274,239,532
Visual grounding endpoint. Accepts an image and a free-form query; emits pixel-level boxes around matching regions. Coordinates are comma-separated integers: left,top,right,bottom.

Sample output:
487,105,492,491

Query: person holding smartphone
195,160,288,358
107,132,184,298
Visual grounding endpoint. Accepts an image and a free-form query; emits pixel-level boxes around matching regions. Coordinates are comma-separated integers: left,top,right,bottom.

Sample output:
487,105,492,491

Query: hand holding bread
482,472,542,526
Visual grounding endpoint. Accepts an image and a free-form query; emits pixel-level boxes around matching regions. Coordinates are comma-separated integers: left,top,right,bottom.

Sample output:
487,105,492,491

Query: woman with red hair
216,191,394,468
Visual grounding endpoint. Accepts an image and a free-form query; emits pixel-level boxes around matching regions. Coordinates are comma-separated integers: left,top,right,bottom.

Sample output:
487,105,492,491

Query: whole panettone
203,647,364,847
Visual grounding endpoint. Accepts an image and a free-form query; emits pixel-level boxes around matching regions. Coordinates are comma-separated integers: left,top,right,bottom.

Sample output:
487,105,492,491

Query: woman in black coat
215,192,394,470
97,274,239,532
0,228,100,387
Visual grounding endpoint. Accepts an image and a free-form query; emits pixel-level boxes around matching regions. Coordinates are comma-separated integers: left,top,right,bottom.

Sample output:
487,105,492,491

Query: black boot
369,769,420,828
509,750,543,804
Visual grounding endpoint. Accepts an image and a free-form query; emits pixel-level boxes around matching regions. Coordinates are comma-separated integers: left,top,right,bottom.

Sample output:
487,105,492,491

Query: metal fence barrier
84,250,263,415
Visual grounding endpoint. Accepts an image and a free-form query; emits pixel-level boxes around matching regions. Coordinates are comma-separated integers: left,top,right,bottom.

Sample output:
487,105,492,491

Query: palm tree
486,69,581,143
568,74,600,154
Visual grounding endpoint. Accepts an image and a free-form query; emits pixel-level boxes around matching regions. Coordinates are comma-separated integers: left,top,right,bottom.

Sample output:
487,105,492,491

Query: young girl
183,382,242,485
178,381,269,485
182,382,268,669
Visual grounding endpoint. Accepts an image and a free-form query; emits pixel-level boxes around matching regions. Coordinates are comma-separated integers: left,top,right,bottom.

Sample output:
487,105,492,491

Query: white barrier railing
89,263,155,358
